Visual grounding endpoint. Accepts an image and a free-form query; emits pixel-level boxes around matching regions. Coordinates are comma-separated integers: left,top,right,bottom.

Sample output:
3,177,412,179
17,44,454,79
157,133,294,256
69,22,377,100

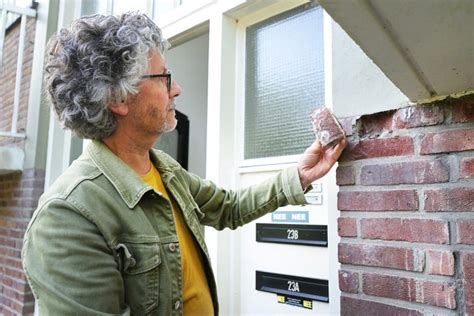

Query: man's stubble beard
157,102,178,134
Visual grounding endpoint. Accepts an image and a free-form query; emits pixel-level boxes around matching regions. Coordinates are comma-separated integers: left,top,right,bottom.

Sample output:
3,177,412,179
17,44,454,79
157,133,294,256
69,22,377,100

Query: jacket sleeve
185,165,309,230
22,198,129,316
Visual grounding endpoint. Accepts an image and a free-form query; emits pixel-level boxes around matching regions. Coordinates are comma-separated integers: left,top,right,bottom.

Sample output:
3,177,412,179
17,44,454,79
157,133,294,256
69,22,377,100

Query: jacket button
168,243,176,252
174,300,181,310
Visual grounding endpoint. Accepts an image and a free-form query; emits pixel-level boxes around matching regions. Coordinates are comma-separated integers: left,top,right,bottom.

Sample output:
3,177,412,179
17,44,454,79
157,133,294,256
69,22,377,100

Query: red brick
4,267,26,280
338,217,357,237
341,137,414,161
461,252,474,314
362,272,456,309
451,98,474,123
457,219,474,244
339,243,424,271
1,307,16,316
19,169,44,179
336,165,355,185
460,157,474,178
339,270,359,293
338,190,418,211
360,106,444,135
360,218,449,244
392,105,444,129
341,296,422,316
22,303,35,314
360,160,448,185
2,286,26,303
424,187,474,212
427,250,455,276
420,128,474,154
360,110,395,135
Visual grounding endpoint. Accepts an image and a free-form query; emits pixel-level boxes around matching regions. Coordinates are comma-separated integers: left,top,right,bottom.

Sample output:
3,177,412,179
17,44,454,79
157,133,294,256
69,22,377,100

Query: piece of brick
310,107,345,148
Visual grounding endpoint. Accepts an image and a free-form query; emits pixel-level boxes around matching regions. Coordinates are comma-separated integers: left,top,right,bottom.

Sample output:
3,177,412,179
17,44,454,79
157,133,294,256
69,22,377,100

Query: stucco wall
331,20,409,117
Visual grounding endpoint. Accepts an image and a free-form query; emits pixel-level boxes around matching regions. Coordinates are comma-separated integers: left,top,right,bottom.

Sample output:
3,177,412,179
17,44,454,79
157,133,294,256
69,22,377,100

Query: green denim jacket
22,140,308,315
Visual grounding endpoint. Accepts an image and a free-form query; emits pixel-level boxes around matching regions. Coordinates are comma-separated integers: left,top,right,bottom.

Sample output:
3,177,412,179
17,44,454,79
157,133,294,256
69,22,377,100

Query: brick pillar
0,170,44,316
336,94,474,315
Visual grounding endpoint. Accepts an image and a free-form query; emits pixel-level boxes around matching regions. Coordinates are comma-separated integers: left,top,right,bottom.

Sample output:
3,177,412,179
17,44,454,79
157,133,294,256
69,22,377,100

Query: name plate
272,211,309,223
256,271,329,303
256,223,328,247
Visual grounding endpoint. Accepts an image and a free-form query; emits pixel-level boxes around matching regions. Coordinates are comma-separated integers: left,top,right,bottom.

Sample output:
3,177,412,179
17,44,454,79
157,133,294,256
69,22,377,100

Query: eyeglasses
141,71,172,92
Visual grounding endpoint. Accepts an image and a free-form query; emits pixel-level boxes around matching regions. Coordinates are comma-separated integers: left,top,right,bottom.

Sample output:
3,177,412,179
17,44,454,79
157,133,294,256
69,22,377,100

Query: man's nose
170,79,181,98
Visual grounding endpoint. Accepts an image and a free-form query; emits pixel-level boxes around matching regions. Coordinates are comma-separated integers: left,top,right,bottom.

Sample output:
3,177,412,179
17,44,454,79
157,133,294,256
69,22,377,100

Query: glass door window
244,3,324,160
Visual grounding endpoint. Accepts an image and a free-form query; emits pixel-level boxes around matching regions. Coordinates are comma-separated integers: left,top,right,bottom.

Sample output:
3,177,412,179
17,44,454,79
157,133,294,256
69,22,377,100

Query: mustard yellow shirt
142,163,213,316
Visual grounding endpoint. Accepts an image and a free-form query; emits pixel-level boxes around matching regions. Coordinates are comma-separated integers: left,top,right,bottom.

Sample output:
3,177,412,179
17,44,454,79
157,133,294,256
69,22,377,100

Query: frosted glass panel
245,3,324,159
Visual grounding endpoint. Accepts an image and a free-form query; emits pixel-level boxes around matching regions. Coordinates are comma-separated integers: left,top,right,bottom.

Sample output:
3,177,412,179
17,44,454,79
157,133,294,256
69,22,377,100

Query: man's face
128,49,181,137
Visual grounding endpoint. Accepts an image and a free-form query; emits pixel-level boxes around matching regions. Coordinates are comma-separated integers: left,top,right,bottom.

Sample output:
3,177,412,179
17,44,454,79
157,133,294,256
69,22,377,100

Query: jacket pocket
117,240,161,315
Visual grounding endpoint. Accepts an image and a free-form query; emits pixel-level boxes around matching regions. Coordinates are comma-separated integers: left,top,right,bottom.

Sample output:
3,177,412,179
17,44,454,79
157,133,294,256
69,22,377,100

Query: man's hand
297,138,348,189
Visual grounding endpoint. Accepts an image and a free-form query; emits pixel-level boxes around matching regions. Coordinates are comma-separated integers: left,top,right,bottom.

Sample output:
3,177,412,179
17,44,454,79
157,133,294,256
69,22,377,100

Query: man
22,12,346,315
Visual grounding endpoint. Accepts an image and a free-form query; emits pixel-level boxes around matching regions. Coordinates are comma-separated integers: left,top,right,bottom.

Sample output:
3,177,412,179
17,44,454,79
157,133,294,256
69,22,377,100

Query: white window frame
235,0,320,171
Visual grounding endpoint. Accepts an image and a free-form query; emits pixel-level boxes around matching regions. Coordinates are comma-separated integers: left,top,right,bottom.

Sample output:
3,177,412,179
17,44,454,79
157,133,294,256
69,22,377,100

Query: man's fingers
326,138,347,160
305,139,322,154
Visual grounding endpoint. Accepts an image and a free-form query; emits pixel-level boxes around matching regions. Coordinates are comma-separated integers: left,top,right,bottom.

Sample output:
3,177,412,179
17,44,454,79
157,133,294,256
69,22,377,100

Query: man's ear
108,100,129,116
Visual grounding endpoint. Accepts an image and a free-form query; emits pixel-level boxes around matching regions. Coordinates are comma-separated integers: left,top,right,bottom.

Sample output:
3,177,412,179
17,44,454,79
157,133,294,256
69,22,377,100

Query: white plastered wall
331,19,409,117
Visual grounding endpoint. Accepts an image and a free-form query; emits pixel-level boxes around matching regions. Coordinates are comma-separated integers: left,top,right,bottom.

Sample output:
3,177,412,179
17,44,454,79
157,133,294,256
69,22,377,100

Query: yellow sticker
277,295,285,303
303,300,312,308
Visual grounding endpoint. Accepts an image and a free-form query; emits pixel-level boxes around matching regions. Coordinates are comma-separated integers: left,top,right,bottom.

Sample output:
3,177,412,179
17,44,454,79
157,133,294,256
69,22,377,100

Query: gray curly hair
45,12,169,139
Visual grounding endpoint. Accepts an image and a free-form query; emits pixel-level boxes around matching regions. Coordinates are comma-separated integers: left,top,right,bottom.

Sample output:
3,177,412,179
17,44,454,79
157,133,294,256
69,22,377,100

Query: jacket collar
87,140,153,209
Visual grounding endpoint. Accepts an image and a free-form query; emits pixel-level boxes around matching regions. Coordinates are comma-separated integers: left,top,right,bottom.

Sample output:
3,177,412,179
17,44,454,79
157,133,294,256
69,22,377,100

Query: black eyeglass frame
141,72,172,92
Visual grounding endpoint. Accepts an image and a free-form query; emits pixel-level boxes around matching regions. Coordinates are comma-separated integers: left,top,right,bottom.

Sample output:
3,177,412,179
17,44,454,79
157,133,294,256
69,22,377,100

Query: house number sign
256,271,329,303
256,223,328,247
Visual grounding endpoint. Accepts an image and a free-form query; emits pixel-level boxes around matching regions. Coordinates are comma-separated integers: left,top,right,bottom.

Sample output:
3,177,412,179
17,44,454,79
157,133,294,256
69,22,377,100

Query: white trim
324,11,333,111
158,0,214,29
11,14,27,134
44,0,82,188
238,155,300,168
24,0,60,171
0,3,37,17
159,0,214,41
236,0,308,27
323,10,340,315
205,10,240,315
238,161,298,174
0,8,7,66
0,131,25,138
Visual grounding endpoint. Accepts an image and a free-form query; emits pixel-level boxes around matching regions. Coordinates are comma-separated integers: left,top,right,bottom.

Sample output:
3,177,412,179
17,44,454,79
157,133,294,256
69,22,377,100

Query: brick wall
337,94,474,315
0,169,44,316
0,16,36,148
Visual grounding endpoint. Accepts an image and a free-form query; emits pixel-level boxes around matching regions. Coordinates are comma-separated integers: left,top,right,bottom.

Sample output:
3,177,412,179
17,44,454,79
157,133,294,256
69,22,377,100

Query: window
244,3,324,159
